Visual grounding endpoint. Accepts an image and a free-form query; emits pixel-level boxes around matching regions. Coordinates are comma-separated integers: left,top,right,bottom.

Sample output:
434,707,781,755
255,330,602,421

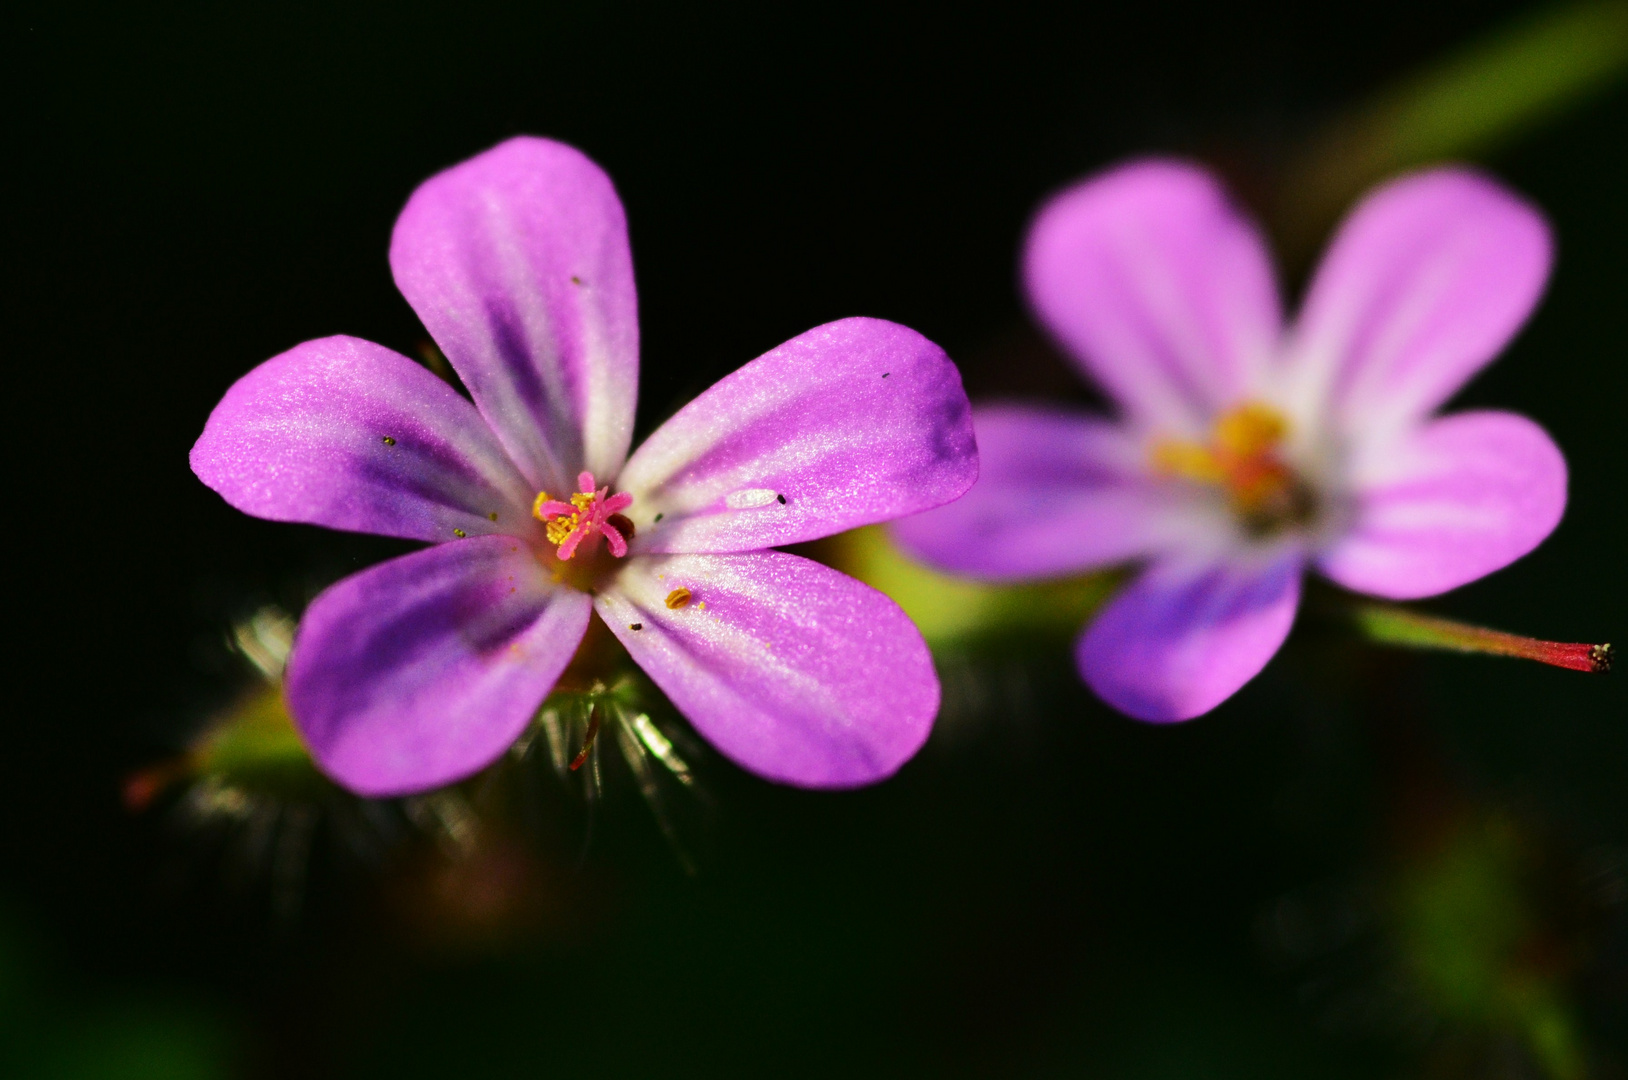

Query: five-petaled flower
192,137,977,796
894,160,1565,721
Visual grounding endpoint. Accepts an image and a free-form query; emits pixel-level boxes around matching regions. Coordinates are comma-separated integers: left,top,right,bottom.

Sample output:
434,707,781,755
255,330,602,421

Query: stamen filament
1353,602,1612,673
569,704,601,771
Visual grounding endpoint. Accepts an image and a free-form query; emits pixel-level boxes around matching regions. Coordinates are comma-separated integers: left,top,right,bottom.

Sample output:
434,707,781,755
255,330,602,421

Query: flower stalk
1352,601,1612,673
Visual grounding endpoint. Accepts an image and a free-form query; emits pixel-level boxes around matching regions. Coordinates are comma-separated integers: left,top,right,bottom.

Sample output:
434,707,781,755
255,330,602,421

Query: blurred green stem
1276,0,1628,265
817,526,1116,648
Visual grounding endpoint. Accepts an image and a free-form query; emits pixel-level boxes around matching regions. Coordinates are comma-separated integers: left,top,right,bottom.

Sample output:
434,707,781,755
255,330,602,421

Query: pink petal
390,137,639,494
1318,410,1566,600
191,335,539,543
1287,169,1552,433
595,551,938,788
891,403,1187,579
616,318,977,553
1078,553,1303,722
1023,159,1283,430
286,535,592,796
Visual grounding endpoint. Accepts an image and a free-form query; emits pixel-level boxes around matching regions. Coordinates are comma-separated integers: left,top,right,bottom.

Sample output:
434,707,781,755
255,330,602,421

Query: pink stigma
532,471,635,560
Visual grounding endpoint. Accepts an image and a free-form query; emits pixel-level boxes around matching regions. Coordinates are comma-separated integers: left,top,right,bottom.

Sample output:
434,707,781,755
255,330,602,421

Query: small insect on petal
665,587,692,610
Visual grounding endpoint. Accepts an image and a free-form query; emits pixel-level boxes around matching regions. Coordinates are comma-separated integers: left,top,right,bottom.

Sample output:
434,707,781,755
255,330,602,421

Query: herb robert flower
193,137,977,794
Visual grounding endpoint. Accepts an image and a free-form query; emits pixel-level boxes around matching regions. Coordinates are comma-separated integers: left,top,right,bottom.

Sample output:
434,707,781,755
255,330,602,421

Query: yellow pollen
1150,440,1226,484
533,490,603,547
545,515,578,545
1213,402,1286,458
1151,402,1301,521
665,587,692,610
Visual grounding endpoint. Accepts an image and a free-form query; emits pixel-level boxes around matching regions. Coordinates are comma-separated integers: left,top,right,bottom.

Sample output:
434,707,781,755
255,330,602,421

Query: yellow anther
1151,439,1226,484
545,515,578,545
534,490,589,546
1213,402,1286,458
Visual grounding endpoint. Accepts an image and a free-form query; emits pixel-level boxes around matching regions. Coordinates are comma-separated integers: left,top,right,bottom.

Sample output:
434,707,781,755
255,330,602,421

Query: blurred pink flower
894,160,1564,721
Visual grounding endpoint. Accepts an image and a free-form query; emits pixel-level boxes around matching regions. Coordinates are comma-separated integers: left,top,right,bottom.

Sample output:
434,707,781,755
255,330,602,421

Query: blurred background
8,0,1627,1075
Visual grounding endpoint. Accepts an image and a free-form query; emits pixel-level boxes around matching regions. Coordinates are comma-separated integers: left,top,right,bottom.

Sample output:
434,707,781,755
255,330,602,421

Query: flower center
533,471,635,561
1151,402,1314,534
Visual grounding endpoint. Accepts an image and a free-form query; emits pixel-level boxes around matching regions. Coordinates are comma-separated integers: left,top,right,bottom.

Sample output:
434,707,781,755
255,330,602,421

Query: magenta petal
595,552,938,788
391,136,639,493
1023,159,1283,429
891,404,1182,579
1318,410,1565,600
1078,554,1303,722
191,336,540,543
617,318,977,553
286,536,592,796
1289,169,1551,431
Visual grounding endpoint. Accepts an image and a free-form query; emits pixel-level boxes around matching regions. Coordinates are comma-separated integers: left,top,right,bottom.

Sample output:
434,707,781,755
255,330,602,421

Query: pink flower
894,160,1564,721
192,137,977,795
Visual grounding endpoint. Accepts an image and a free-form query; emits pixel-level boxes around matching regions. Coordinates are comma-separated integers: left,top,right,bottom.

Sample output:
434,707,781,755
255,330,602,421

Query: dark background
8,1,1626,1076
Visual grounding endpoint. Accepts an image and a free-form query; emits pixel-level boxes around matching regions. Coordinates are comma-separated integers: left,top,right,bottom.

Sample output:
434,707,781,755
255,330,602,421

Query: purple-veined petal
1286,169,1551,434
891,403,1191,579
191,335,540,543
391,136,639,494
1078,552,1303,722
616,318,977,553
1317,410,1565,600
594,551,938,788
286,535,592,796
1023,159,1283,432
